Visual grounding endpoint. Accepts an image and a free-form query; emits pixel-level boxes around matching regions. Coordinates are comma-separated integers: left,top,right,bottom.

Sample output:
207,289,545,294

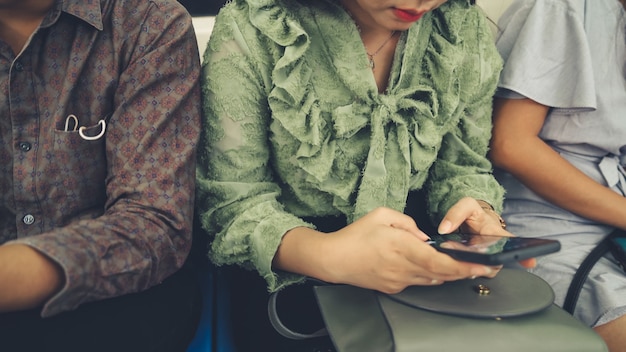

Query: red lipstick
393,8,425,22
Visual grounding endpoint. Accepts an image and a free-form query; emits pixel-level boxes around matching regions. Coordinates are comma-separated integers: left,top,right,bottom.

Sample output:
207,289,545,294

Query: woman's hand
274,207,496,294
438,197,508,236
437,197,536,268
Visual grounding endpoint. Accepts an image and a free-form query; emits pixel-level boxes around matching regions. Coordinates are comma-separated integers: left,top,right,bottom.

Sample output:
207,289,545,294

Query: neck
0,0,54,54
0,0,55,19
339,0,380,35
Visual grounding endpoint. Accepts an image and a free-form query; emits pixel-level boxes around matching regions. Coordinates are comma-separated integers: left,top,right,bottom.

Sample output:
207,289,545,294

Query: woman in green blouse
197,0,524,349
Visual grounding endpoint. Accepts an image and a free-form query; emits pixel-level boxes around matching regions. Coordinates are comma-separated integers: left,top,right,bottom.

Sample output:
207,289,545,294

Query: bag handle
267,285,329,340
563,229,625,314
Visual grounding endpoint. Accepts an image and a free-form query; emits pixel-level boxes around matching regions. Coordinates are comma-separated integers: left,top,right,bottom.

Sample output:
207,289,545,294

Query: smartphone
428,233,561,265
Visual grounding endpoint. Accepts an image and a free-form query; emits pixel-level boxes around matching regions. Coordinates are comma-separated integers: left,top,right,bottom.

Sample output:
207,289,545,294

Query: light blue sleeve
494,0,596,112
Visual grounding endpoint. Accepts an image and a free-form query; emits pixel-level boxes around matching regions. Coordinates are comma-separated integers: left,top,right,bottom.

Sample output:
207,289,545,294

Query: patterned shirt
0,0,201,317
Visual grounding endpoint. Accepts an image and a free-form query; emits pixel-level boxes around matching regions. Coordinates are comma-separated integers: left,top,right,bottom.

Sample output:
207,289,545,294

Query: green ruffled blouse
196,0,504,290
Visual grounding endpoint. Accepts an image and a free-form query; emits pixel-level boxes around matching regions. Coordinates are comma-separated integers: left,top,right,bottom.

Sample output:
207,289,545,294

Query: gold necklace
365,30,397,70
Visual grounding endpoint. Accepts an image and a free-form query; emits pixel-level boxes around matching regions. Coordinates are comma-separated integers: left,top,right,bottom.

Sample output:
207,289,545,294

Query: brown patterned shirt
0,0,201,316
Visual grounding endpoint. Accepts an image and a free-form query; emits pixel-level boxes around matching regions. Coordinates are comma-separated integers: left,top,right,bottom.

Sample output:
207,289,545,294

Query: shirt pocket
49,118,108,218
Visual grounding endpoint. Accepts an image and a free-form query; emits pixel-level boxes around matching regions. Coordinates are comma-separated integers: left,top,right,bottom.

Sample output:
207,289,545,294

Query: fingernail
470,275,477,280
438,220,452,234
416,230,431,241
431,279,442,284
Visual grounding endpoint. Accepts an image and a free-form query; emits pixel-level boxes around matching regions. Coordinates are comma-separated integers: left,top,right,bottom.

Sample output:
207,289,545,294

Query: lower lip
393,9,424,22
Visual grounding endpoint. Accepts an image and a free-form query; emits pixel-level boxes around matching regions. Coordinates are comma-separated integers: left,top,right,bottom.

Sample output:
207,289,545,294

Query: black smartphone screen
428,233,561,265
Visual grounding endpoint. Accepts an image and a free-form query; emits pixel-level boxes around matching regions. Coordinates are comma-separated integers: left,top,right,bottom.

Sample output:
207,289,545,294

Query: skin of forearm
491,99,626,230
499,140,626,229
272,227,335,282
0,244,65,313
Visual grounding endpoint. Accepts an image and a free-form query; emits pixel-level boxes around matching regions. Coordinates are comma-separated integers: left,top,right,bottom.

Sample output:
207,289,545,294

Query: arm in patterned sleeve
2,1,201,317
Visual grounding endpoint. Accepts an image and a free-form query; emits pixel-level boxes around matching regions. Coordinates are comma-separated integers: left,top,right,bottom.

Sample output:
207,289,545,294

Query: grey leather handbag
270,269,608,352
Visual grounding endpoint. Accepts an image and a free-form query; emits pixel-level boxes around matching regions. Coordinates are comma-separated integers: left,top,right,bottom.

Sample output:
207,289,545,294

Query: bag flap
315,285,394,352
378,295,608,352
313,274,607,352
388,268,554,318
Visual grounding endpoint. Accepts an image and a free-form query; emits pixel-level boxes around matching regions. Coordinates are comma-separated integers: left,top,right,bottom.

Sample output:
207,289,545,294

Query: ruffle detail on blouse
247,0,317,146
419,2,471,121
348,89,443,220
263,0,479,221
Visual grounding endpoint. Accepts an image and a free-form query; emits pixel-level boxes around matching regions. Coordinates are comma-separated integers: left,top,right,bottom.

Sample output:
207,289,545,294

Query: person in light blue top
489,0,626,350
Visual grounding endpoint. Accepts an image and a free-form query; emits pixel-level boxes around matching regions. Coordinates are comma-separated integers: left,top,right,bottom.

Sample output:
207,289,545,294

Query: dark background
178,0,228,16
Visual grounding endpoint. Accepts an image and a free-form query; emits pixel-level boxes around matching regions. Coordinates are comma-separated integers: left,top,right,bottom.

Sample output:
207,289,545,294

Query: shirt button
19,141,32,152
23,214,35,225
14,61,23,72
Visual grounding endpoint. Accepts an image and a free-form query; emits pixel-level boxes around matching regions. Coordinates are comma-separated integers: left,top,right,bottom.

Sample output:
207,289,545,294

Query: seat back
476,0,515,36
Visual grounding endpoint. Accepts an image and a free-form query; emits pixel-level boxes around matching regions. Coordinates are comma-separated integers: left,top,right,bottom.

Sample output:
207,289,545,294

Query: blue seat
186,265,235,352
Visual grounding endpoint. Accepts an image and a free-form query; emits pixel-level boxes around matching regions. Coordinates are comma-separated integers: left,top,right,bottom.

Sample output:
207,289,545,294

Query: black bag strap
563,229,625,314
268,289,328,340
267,278,331,340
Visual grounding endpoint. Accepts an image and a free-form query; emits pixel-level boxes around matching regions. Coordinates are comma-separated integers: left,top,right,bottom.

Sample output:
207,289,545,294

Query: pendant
368,55,375,70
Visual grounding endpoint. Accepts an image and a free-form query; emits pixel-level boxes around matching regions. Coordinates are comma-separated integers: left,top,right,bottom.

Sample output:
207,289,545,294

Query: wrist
476,200,506,229
273,227,331,279
0,244,65,312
